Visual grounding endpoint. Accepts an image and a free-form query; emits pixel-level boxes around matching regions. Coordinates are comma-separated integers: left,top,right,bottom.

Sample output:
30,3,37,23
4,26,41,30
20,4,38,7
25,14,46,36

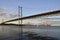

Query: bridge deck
1,10,60,24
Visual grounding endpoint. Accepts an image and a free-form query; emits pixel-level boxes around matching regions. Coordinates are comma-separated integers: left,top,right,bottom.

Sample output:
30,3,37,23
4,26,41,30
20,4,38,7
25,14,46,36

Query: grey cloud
0,8,7,16
9,13,17,18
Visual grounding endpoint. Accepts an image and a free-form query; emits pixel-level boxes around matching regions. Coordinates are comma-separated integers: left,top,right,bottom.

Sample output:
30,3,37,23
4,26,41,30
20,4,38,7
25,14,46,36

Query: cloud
0,8,18,23
9,13,17,18
0,8,7,16
0,8,17,18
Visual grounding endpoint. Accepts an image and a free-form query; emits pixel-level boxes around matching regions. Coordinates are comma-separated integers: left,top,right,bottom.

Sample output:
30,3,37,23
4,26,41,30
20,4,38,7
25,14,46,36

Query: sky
0,0,60,16
0,0,60,24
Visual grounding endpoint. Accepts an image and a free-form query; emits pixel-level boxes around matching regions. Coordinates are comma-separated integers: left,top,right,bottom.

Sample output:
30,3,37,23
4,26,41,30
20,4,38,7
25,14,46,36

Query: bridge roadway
1,10,60,24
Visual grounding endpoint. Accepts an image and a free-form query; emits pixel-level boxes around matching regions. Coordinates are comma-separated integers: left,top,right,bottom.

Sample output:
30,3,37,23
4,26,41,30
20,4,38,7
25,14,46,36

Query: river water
0,25,60,40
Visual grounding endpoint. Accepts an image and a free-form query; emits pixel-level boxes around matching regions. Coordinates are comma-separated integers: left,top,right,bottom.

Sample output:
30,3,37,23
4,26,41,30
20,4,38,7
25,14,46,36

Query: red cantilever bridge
1,10,60,24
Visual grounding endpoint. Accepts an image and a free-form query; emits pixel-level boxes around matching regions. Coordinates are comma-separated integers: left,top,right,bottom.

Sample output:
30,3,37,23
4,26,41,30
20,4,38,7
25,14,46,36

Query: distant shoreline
0,24,60,27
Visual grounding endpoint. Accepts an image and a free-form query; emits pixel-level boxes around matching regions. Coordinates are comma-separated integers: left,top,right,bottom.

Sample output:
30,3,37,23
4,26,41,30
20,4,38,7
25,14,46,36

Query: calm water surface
0,25,60,40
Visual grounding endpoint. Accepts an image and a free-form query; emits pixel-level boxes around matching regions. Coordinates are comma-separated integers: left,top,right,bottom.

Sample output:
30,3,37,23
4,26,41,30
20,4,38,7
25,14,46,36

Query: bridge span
1,10,60,24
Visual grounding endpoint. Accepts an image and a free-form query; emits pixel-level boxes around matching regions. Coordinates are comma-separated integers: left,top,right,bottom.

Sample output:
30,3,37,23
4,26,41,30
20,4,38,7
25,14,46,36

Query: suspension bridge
1,10,60,25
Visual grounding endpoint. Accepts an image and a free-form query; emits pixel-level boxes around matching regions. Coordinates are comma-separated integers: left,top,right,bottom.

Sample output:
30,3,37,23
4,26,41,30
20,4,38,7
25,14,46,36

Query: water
0,25,60,40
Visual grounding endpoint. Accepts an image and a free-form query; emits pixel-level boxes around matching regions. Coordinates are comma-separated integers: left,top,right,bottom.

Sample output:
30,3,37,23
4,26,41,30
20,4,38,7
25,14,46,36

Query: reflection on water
0,25,60,40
